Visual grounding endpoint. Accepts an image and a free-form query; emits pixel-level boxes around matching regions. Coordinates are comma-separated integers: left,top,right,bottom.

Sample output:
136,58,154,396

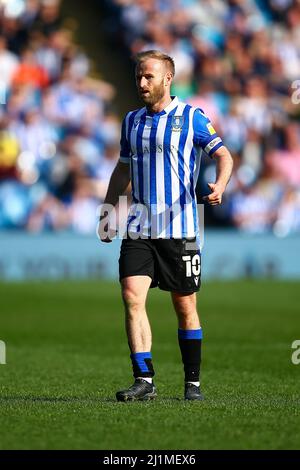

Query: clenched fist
202,183,225,206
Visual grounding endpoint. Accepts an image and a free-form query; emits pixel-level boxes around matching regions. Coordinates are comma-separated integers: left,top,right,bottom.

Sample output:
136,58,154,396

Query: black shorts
119,237,201,294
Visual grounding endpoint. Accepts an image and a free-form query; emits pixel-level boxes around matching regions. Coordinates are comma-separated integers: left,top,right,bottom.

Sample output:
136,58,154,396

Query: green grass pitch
0,280,299,450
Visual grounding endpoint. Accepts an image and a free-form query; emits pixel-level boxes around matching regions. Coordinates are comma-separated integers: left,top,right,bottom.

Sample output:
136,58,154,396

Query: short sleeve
119,113,131,164
193,108,224,157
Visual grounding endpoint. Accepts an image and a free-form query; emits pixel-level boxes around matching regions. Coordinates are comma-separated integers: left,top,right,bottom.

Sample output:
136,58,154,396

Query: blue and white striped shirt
120,96,223,240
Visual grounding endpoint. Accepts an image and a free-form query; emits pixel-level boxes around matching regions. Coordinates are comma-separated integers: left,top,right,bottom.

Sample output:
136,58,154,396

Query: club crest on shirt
171,115,184,131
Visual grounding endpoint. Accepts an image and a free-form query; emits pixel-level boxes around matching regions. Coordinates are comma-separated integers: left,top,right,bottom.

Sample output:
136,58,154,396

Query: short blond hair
134,50,175,77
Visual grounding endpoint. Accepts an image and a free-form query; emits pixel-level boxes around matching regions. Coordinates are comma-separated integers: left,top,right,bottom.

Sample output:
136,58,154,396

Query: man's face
136,58,169,106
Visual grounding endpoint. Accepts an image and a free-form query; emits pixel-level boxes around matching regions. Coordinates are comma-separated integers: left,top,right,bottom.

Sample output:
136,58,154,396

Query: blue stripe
136,112,147,205
128,111,139,202
149,117,159,207
127,110,139,142
178,328,203,340
130,162,139,204
120,118,129,160
130,165,139,204
193,148,202,236
163,106,178,238
189,147,197,235
178,105,191,236
130,352,152,373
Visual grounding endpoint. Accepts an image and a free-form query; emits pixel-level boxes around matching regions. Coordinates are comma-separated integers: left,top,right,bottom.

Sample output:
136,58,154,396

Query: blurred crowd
0,0,120,233
1,0,300,236
103,0,300,236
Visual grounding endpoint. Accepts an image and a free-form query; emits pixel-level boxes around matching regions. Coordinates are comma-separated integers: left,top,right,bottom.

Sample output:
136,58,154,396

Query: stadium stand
0,0,119,233
0,0,299,235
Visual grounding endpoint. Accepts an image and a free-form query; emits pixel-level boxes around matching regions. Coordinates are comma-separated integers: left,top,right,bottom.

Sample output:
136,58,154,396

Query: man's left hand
202,183,225,206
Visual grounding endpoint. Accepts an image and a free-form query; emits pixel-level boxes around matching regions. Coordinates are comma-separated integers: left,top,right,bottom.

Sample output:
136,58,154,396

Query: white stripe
192,146,202,236
194,147,202,182
170,102,186,238
155,115,168,237
142,121,151,236
142,124,151,205
185,204,195,237
189,109,204,237
183,107,196,237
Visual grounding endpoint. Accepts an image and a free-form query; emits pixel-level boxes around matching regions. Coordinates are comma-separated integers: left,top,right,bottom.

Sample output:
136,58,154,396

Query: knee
173,297,196,317
122,287,144,313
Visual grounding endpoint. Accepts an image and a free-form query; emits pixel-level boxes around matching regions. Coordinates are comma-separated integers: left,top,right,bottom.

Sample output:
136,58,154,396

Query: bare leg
115,275,156,401
171,292,200,329
121,275,152,353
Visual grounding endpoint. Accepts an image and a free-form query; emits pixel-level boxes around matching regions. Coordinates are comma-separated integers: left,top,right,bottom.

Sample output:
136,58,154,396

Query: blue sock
130,352,155,378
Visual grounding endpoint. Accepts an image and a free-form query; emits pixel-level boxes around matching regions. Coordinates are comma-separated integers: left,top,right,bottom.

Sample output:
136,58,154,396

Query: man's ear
164,71,173,87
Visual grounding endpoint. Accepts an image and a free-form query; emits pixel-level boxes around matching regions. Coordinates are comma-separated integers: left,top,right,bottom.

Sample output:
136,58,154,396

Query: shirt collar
146,96,179,117
163,96,179,115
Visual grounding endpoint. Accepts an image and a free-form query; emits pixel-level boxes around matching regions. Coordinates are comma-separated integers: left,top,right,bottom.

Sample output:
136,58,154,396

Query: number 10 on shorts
182,254,201,277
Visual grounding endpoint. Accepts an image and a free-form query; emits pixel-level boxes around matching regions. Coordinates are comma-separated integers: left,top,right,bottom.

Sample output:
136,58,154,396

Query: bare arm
103,161,130,206
99,161,130,242
203,145,233,206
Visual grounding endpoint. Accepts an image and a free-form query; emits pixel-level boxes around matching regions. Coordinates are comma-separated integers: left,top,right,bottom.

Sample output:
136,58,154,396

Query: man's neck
147,95,173,115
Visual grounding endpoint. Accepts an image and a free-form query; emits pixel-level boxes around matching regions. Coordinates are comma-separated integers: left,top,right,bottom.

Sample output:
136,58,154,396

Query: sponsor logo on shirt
207,123,216,135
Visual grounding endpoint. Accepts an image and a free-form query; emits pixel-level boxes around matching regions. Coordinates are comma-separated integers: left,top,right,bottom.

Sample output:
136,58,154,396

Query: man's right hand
98,210,117,243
